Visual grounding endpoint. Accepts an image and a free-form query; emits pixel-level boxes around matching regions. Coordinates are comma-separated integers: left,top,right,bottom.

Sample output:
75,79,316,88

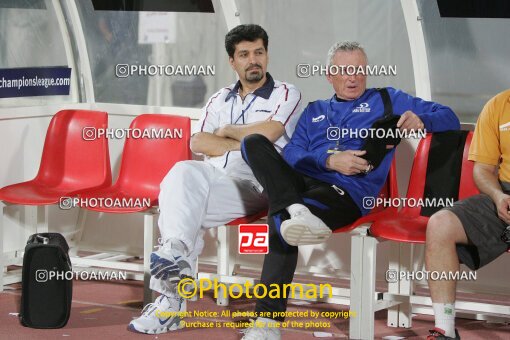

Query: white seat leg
397,242,414,328
387,242,401,327
23,205,48,236
359,235,379,340
349,233,365,339
216,225,230,306
143,212,158,306
69,208,88,256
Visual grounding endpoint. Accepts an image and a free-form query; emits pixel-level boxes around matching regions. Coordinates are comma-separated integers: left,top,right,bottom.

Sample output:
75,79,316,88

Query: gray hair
326,41,367,66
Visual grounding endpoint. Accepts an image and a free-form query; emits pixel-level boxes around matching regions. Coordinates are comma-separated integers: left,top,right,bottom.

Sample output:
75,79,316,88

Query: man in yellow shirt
425,89,510,339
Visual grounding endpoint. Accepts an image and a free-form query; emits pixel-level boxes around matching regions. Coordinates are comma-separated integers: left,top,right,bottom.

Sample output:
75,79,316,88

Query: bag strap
376,87,393,118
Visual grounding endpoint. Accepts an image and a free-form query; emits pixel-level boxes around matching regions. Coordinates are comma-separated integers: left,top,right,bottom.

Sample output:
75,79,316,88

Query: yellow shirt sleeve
468,97,501,165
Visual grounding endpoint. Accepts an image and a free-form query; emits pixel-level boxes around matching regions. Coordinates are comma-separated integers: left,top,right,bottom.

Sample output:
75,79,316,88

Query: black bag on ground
19,233,72,328
360,88,402,169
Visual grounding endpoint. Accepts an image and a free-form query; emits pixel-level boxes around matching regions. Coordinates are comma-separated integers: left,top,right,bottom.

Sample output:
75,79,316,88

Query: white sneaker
241,318,281,340
128,294,185,334
280,208,331,246
150,243,193,282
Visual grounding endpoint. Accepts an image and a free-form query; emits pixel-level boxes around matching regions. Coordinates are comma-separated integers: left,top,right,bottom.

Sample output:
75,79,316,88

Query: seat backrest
402,134,431,217
114,114,191,199
402,131,477,217
332,157,398,233
370,157,399,213
458,132,480,199
35,109,112,190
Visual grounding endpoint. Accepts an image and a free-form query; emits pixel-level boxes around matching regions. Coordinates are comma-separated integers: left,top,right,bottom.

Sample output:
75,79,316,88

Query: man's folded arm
191,116,284,157
190,89,239,157
218,86,301,143
190,132,240,157
191,119,285,157
215,120,285,143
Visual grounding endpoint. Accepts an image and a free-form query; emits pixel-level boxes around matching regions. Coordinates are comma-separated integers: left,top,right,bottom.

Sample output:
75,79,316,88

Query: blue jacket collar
225,72,275,102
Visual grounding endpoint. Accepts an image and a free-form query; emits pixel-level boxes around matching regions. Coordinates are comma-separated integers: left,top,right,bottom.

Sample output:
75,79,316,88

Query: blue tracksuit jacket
283,87,460,215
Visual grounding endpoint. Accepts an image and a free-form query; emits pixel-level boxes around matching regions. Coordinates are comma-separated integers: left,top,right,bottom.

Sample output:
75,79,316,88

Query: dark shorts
443,193,509,270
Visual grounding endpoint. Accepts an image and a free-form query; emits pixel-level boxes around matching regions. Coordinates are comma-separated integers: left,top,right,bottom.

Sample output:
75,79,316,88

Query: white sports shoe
128,294,185,334
241,318,281,340
150,242,193,282
280,208,331,246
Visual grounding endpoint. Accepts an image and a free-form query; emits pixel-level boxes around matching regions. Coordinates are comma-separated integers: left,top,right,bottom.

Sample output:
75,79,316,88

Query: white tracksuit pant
150,160,267,295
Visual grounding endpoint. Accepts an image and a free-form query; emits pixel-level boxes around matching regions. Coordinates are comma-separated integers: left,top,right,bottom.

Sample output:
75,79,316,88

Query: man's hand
495,193,510,224
326,150,371,175
473,162,510,223
397,110,425,132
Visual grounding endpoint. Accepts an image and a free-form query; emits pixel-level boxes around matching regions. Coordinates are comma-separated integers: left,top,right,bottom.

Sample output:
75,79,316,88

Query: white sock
286,203,309,218
433,303,456,337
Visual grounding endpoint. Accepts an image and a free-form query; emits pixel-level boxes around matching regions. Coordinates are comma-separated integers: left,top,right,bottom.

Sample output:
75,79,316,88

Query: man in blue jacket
239,41,460,340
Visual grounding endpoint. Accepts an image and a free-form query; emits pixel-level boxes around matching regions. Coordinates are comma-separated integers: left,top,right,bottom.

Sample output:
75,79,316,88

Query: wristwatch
501,226,510,245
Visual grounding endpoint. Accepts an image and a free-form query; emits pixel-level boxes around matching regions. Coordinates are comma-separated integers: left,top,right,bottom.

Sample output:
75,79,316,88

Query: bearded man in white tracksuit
128,24,302,335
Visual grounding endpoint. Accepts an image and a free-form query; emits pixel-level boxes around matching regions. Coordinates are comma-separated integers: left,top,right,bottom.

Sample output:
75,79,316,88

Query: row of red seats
0,109,192,303
3,109,472,245
0,109,192,212
1,110,498,321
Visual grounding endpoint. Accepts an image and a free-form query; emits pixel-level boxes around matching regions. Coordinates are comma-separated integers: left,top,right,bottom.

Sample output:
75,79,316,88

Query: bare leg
425,210,469,303
425,210,470,337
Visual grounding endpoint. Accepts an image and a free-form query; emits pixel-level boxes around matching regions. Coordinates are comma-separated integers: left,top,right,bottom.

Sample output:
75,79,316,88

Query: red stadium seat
74,114,191,213
0,109,112,204
369,132,478,243
69,114,191,305
227,211,268,226
0,109,111,290
334,157,399,233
